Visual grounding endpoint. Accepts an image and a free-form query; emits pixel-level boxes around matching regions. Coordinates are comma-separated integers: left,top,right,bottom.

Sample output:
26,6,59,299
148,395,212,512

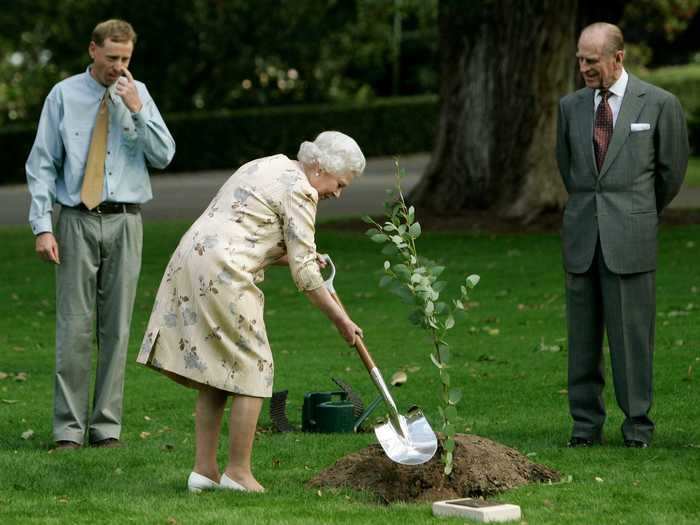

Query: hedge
2,64,698,185
0,96,439,185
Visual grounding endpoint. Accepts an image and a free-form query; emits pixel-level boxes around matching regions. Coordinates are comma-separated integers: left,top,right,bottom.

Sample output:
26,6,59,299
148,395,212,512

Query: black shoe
91,438,122,449
567,436,601,448
53,440,81,452
624,439,649,448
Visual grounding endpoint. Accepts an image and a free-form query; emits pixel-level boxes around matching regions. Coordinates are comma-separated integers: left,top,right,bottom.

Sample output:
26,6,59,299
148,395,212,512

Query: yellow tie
81,92,109,210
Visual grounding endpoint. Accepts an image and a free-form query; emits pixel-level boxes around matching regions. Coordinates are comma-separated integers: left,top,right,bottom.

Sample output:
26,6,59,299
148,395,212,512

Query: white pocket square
630,123,650,132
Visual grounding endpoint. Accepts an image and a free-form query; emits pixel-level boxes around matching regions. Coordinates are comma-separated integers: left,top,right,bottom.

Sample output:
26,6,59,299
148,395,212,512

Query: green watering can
301,391,356,433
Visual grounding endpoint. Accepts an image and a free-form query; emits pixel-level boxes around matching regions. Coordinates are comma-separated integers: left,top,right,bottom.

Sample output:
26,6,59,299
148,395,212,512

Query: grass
686,156,700,187
0,220,699,524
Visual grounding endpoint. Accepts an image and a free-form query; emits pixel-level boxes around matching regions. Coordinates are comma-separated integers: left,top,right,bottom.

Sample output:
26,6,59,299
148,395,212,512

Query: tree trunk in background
410,0,578,222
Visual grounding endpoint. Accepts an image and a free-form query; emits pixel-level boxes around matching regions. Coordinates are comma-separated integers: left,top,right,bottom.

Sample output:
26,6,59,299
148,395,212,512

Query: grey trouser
565,240,656,444
53,207,142,444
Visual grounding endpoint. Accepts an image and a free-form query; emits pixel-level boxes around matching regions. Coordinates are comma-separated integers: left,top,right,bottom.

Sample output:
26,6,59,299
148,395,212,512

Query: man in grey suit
556,22,688,448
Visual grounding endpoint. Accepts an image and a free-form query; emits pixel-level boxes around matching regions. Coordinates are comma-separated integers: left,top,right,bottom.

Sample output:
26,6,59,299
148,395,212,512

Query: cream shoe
187,471,219,493
219,473,247,492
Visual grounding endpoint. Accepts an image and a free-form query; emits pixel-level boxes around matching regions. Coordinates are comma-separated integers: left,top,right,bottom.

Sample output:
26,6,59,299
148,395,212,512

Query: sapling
363,161,479,475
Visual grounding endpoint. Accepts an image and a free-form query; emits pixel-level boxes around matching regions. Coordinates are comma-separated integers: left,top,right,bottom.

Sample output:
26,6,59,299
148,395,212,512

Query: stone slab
432,498,522,522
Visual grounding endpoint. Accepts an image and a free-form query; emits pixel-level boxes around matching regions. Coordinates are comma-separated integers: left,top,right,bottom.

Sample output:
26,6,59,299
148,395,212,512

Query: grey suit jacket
556,74,688,274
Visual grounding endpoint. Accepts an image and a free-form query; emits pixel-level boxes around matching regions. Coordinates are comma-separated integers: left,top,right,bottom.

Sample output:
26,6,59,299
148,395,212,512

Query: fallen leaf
21,429,34,440
115,468,124,475
167,518,178,525
487,328,500,336
56,495,69,504
595,477,604,483
140,431,151,439
2,399,18,404
317,490,322,497
0,372,8,380
558,389,568,395
407,366,421,373
686,241,696,248
144,415,152,421
15,372,28,381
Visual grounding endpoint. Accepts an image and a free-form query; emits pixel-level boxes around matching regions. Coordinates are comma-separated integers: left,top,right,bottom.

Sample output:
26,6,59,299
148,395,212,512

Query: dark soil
324,209,700,234
307,433,560,504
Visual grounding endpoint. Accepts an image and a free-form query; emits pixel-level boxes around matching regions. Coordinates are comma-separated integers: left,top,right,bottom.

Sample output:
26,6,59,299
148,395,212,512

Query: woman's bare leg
223,394,265,492
193,386,228,481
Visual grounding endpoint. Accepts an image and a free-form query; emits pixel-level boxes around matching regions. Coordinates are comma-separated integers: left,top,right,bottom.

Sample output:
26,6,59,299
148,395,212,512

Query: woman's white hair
297,131,366,177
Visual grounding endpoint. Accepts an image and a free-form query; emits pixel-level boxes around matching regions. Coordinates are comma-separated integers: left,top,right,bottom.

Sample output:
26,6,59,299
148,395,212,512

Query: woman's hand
335,316,363,346
315,253,328,269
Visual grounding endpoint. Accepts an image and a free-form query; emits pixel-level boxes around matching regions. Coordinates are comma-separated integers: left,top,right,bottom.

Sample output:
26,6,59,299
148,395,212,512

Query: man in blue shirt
26,19,175,450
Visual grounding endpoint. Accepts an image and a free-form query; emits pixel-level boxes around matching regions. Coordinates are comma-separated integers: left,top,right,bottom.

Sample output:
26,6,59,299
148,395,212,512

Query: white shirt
594,68,628,127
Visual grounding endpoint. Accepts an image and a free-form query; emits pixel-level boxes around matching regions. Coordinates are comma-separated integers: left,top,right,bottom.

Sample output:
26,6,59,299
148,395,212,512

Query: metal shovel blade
374,409,438,465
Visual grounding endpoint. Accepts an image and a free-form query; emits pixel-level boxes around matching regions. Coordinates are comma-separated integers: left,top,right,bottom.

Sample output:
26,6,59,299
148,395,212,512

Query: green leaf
390,235,403,245
453,299,465,310
408,309,423,326
408,222,422,239
432,266,445,277
383,222,397,232
393,264,410,279
448,388,462,405
444,438,456,453
440,371,450,386
466,274,481,289
438,344,450,363
379,275,393,288
383,260,391,270
361,215,373,224
445,405,458,420
365,228,378,237
408,205,415,223
430,353,443,369
433,281,447,293
391,285,415,304
381,244,398,256
371,233,389,243
435,301,448,314
445,315,455,330
424,300,434,316
444,423,456,437
444,461,453,476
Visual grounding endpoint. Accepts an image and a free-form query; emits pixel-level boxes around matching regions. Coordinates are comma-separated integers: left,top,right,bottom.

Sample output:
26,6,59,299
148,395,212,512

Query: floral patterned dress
137,155,324,397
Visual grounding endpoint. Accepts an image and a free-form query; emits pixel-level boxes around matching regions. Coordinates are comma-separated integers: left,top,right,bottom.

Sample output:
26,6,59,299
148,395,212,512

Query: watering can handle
321,254,376,372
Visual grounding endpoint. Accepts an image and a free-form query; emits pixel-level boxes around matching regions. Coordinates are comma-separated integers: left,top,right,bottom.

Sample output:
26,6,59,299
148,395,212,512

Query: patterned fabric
593,91,613,171
137,155,324,397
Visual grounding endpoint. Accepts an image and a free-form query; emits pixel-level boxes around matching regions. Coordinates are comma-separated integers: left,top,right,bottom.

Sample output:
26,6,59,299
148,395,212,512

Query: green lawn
686,156,700,187
1,221,698,524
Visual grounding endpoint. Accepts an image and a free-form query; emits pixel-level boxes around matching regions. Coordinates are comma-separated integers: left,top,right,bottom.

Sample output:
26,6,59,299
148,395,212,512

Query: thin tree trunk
410,0,578,223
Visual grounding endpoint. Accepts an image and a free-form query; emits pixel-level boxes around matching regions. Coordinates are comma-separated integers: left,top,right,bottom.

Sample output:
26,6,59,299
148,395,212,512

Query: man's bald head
580,23,624,57
577,23,625,89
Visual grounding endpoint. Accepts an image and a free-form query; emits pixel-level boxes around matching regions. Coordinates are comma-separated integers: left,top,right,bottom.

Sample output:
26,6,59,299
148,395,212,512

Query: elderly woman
137,131,365,493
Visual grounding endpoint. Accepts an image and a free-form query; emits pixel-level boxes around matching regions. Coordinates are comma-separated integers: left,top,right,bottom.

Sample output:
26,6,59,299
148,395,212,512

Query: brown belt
72,202,141,214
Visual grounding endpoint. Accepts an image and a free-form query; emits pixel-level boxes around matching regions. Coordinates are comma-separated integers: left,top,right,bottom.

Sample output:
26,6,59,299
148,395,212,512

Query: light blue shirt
26,67,176,234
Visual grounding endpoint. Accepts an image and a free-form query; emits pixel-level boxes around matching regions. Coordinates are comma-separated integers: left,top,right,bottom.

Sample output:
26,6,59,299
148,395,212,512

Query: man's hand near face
35,232,60,264
115,68,142,113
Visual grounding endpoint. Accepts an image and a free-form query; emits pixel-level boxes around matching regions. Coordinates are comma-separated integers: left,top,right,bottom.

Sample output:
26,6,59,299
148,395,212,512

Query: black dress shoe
624,439,649,448
91,438,122,448
53,440,81,452
567,436,600,448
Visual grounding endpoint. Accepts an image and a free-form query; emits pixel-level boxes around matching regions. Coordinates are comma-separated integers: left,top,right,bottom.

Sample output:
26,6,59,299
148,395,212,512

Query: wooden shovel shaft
328,290,376,372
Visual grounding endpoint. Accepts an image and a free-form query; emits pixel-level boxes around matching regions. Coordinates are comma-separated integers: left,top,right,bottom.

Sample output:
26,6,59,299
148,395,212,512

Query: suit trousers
565,240,656,443
53,207,142,444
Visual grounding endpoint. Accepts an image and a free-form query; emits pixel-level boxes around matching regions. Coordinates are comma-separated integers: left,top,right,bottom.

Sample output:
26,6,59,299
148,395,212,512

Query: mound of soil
308,434,560,503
